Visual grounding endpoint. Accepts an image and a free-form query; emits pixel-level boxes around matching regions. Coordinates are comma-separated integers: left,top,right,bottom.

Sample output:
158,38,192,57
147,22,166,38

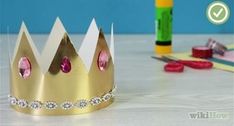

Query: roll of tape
192,46,213,59
206,38,227,56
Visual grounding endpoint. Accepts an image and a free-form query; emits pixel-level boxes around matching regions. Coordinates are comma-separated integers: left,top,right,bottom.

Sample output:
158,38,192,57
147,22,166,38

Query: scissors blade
151,56,175,63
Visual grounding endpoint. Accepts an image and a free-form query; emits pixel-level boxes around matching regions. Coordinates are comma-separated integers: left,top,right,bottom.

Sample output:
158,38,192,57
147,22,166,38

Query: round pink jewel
98,50,109,71
18,57,31,79
60,56,71,73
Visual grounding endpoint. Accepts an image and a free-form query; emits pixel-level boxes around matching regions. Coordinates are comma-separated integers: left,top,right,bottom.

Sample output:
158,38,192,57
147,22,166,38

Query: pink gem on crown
60,56,71,73
98,51,109,71
18,57,31,79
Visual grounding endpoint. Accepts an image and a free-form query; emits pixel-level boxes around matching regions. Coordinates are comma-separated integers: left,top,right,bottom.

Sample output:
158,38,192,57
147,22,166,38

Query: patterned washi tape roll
206,38,228,56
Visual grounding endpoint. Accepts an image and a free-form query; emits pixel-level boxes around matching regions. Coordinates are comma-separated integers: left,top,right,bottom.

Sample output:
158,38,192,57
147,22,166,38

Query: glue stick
155,0,173,54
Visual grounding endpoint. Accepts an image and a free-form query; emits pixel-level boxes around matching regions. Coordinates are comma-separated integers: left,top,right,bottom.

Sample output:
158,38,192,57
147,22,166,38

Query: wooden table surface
0,34,234,126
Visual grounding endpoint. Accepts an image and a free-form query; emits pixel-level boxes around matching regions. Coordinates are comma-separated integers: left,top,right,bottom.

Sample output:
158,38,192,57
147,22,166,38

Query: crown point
40,17,68,73
78,18,100,71
91,18,97,23
55,17,62,25
56,17,61,20
53,17,66,32
21,21,26,28
19,21,29,33
12,22,40,66
90,18,98,30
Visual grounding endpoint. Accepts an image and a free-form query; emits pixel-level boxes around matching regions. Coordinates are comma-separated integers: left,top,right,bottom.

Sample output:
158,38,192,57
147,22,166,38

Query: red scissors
152,56,213,72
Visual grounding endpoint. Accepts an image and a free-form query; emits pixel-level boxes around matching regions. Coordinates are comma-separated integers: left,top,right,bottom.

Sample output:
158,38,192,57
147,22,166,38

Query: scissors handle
164,62,184,72
177,60,213,69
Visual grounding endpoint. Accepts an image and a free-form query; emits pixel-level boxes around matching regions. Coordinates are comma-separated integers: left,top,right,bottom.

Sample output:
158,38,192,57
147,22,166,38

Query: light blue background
0,0,233,34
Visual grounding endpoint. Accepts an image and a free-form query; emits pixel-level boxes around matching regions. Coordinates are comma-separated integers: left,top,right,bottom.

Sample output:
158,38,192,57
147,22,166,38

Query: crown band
8,88,115,110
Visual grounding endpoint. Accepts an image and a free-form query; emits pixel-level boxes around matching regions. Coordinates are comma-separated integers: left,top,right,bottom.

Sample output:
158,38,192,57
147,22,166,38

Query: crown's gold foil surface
10,31,114,115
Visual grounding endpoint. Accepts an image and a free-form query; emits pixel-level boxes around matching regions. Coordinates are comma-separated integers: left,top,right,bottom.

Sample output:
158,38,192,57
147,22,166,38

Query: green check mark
207,1,230,25
213,8,223,18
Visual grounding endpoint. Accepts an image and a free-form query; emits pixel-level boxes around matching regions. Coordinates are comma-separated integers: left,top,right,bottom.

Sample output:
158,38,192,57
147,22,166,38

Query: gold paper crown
9,18,115,115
